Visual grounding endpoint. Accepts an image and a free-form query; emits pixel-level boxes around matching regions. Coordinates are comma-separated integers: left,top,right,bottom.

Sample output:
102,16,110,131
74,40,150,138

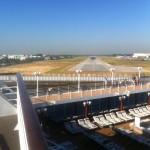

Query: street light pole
76,69,82,92
83,101,91,118
119,96,126,111
138,67,142,79
46,88,52,101
34,72,41,97
119,91,130,111
148,92,150,105
110,68,115,85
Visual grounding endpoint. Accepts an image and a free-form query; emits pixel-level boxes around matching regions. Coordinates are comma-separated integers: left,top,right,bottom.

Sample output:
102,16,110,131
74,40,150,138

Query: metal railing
0,75,132,82
32,82,150,104
17,73,48,150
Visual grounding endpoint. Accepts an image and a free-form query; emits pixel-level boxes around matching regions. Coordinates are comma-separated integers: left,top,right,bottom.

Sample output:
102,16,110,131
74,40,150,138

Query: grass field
100,56,150,67
0,56,149,75
99,56,150,75
0,56,87,75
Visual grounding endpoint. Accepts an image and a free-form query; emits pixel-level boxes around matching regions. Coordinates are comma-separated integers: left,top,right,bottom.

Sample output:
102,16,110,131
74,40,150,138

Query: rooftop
0,115,19,150
32,83,150,105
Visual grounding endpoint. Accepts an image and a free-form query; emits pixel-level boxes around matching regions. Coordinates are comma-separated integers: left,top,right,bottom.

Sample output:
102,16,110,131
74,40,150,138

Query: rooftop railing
32,82,150,104
0,74,132,82
17,73,48,150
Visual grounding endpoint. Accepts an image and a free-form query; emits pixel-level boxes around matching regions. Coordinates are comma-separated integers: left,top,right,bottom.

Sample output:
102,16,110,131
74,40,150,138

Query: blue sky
0,0,150,55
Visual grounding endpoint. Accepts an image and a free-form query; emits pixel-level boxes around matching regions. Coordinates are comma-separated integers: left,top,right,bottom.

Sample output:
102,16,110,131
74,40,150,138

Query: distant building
59,56,64,59
132,53,150,58
20,55,28,60
44,56,51,60
8,55,28,60
0,56,5,60
115,56,124,59
28,55,43,61
8,55,19,59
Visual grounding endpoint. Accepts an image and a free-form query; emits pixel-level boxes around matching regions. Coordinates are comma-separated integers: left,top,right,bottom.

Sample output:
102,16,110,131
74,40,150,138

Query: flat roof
0,115,20,150
32,84,150,105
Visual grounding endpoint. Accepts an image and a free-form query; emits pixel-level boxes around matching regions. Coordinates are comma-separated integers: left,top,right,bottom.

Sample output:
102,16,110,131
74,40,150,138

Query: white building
132,53,150,58
8,55,20,59
8,55,28,60
20,55,28,60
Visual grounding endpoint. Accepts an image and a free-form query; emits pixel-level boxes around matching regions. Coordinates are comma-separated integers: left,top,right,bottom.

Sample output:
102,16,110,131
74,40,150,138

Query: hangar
132,53,150,58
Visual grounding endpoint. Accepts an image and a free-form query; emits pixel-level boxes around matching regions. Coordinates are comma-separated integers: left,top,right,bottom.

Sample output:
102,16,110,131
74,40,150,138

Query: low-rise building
132,53,150,58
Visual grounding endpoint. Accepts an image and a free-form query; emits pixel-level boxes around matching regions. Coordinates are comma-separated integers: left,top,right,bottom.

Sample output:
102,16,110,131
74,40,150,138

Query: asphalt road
70,56,148,72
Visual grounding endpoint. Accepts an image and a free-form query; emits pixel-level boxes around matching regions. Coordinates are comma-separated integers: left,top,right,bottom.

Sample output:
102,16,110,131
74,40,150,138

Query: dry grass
0,56,149,76
0,56,87,75
99,56,150,75
100,56,150,68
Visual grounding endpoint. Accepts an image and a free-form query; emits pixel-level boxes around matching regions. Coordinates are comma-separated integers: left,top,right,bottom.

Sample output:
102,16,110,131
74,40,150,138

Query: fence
0,75,132,82
32,82,150,104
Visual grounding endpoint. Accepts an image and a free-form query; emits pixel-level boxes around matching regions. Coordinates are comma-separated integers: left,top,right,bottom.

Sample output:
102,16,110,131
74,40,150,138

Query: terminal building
132,53,150,58
35,90,149,123
0,73,150,150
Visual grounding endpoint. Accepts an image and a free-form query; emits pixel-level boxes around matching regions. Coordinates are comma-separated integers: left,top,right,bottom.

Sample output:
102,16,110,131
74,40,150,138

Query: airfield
0,56,149,75
0,56,150,150
70,56,149,72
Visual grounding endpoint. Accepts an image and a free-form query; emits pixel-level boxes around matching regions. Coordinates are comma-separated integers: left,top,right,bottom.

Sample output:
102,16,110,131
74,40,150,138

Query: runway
70,56,148,73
